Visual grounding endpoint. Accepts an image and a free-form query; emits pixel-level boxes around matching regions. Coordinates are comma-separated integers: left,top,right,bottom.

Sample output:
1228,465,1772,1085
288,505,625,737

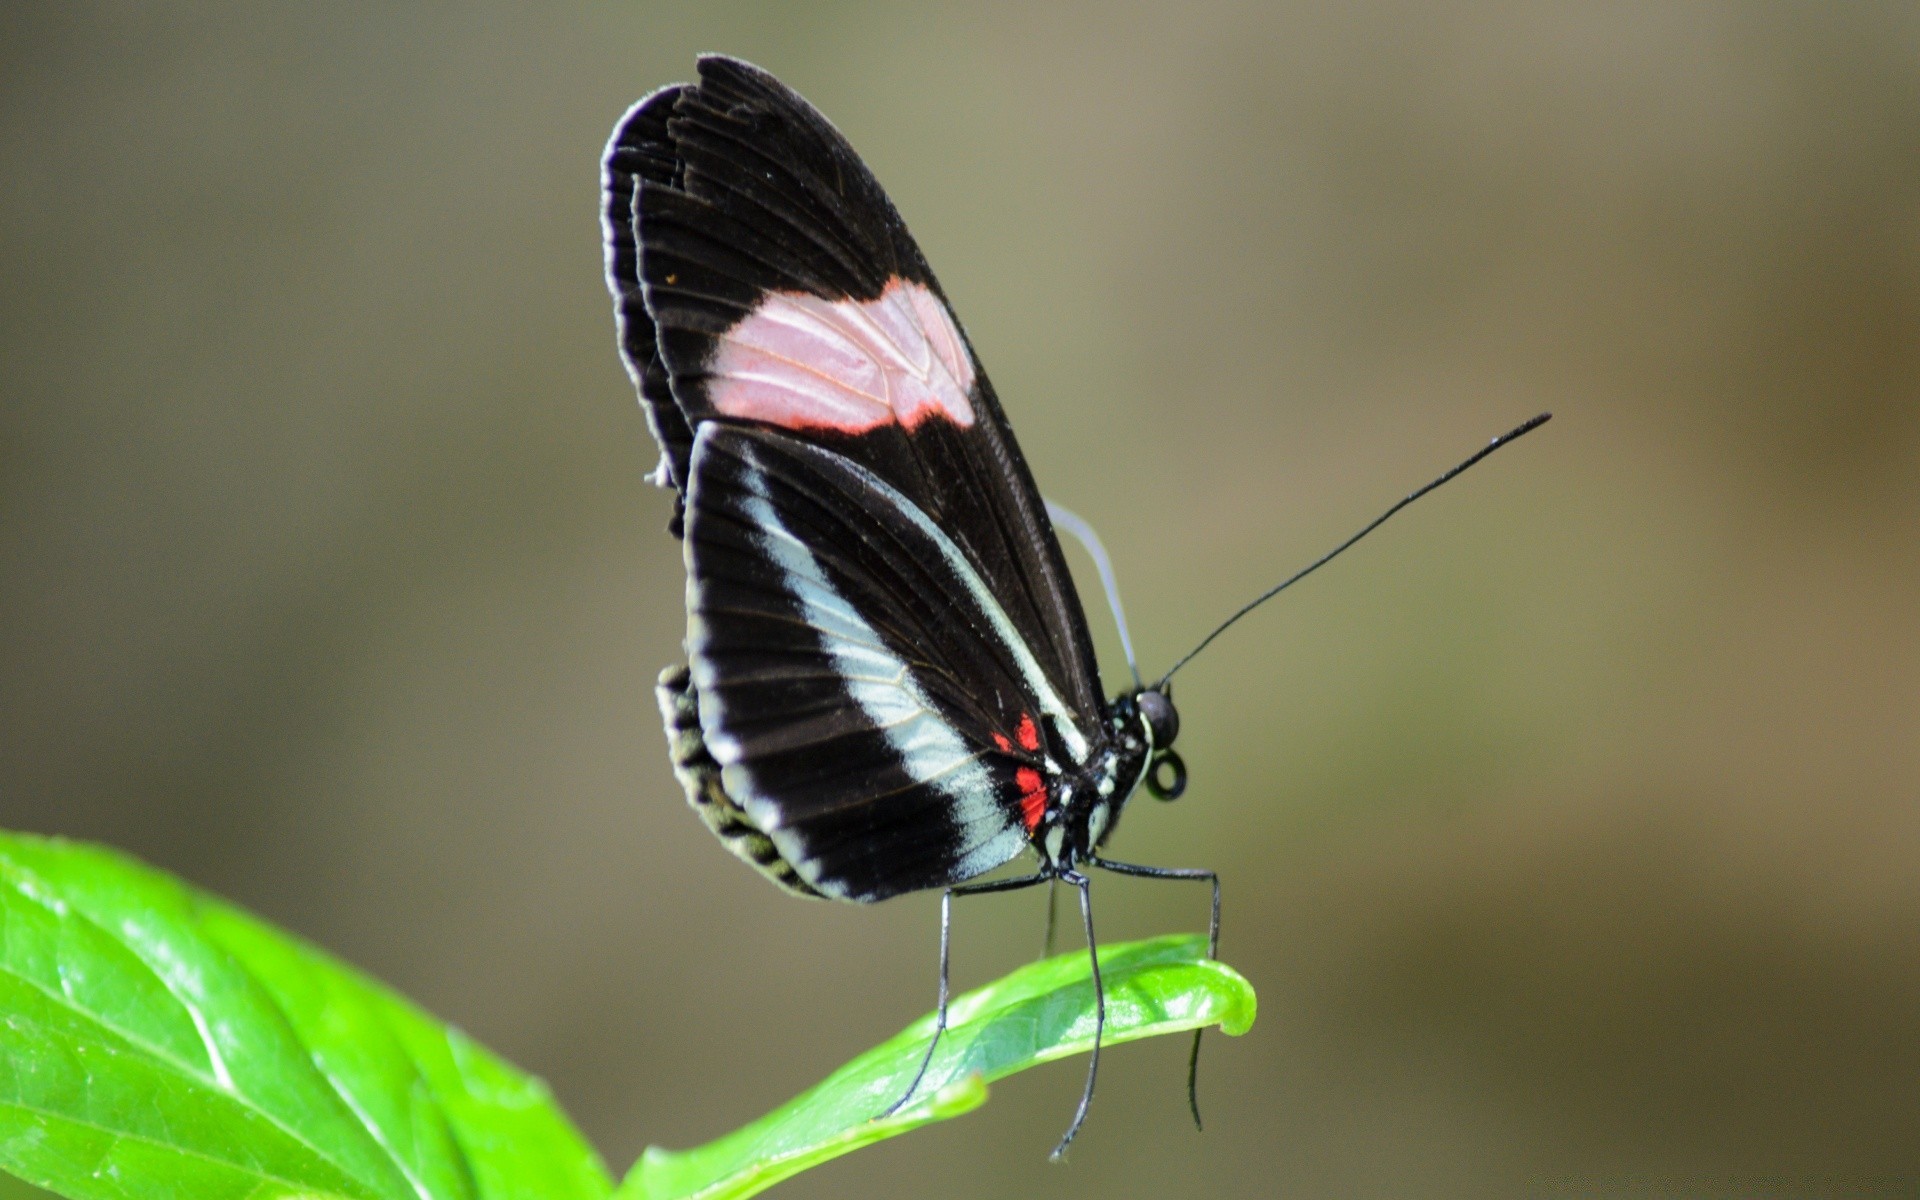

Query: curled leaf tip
625,933,1256,1200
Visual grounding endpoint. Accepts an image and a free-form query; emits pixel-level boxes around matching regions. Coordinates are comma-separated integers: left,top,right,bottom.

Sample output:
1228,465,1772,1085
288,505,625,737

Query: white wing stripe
821,457,1091,763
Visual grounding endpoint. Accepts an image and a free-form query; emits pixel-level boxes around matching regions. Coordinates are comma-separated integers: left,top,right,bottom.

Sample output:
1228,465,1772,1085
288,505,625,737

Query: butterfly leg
1090,857,1220,1131
1040,878,1059,960
1049,868,1103,1160
883,870,1051,1119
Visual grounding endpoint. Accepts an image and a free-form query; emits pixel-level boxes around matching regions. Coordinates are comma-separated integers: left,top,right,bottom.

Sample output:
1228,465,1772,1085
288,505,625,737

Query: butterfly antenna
1048,500,1144,691
1156,413,1551,689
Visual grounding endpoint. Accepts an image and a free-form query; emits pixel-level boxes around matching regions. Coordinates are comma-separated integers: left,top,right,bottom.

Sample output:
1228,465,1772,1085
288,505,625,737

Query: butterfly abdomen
657,662,825,899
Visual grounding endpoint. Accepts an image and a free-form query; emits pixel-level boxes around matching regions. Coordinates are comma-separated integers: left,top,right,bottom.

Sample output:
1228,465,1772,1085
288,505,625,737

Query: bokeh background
5,3,1919,1196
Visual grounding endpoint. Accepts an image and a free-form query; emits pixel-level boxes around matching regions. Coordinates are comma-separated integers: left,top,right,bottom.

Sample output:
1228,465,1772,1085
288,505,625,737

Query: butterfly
601,54,1547,1157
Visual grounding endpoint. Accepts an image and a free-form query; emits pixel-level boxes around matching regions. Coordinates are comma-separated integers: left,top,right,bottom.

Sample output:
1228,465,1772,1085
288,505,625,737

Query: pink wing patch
706,278,977,433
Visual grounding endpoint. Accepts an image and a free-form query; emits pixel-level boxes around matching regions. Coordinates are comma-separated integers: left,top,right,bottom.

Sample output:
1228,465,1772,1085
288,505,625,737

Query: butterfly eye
1137,688,1180,750
1145,750,1187,801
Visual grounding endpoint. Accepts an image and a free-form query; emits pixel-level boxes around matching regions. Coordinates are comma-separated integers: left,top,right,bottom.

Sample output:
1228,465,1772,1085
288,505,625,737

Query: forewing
603,85,695,506
602,55,1105,727
685,424,1080,901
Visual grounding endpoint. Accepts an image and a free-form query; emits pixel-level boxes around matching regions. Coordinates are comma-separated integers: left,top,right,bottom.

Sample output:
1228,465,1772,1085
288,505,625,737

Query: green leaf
622,933,1255,1200
0,1171,59,1199
0,830,1255,1200
0,833,612,1200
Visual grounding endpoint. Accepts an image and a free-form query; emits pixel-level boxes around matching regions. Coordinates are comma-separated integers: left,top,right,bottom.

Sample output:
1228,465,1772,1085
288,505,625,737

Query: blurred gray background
5,3,1919,1196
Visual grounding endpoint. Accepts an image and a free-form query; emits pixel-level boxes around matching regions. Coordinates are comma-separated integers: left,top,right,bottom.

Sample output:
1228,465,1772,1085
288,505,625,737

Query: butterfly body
603,57,1183,907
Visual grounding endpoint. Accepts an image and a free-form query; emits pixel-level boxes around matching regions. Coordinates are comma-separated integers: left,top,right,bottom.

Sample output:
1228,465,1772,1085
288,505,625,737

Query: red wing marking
707,278,976,433
1015,766,1047,832
1014,712,1041,752
991,732,1012,753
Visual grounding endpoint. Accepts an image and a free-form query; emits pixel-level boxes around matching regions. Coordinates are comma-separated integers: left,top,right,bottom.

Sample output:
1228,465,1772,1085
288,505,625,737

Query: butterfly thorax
1030,688,1177,873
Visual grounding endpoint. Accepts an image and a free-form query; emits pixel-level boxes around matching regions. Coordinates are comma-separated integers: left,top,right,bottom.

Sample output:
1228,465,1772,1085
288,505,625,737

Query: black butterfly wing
604,55,1103,725
603,57,1110,899
682,423,1080,901
602,84,695,504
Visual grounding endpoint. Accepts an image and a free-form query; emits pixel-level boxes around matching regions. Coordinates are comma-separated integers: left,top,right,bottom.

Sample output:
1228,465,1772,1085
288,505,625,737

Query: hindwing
682,424,1086,901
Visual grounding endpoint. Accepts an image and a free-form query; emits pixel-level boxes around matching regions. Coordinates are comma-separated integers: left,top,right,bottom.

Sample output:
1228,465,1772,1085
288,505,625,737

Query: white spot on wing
953,827,1029,881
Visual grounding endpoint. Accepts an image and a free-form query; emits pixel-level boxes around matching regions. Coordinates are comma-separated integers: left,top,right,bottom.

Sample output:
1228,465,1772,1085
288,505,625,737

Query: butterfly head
1119,686,1187,803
